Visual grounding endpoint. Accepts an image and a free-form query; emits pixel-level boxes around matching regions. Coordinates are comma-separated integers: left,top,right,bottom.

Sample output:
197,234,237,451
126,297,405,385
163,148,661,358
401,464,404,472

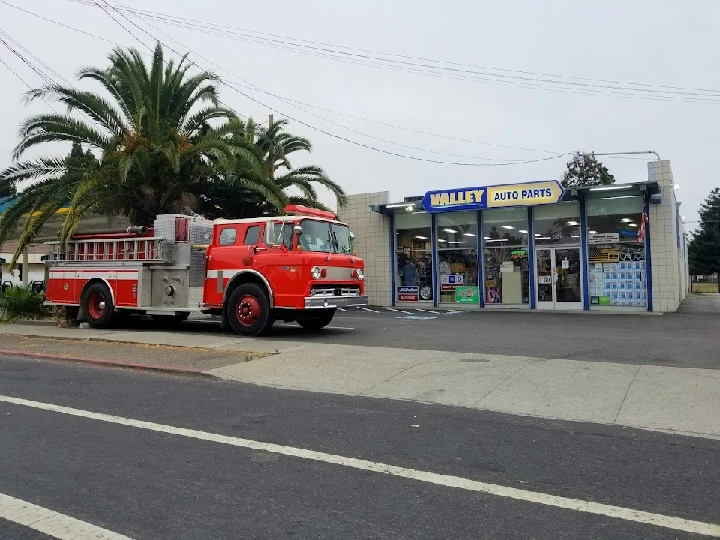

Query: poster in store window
441,274,464,291
455,286,479,303
397,286,419,302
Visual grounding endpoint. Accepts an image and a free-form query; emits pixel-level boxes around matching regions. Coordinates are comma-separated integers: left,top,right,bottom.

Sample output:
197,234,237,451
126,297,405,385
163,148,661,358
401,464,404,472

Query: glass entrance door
535,247,583,309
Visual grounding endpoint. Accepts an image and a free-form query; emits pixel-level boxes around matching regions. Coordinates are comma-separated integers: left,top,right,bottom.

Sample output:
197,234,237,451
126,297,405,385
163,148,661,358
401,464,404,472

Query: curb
0,349,216,378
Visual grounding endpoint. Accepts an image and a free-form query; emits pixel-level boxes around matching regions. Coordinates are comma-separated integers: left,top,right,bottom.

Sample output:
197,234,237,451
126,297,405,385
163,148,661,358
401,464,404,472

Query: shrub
0,285,49,322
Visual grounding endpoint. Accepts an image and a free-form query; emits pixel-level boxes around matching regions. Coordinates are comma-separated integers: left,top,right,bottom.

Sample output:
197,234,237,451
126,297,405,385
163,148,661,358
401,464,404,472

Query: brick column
647,160,681,312
338,192,392,306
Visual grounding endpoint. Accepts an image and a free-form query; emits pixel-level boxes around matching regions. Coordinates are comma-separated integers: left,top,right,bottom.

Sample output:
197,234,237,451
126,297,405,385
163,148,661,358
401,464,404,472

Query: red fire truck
44,206,367,335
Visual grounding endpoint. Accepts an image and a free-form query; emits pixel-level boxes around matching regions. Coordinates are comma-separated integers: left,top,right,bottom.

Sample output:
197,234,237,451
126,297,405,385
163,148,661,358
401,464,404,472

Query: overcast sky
1,0,718,230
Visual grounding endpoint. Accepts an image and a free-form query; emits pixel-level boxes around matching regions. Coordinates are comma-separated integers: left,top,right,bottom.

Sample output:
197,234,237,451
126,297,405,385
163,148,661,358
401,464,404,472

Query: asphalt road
176,307,720,368
1,356,718,539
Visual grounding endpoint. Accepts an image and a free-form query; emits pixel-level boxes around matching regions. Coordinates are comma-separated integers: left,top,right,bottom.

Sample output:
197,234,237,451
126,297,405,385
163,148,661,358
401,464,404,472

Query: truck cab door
253,222,298,309
204,225,245,306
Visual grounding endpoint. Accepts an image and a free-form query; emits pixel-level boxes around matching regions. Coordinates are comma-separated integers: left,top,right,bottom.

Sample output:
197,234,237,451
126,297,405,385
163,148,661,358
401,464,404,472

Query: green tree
256,119,346,210
0,42,285,265
0,182,15,199
562,152,615,188
688,188,720,283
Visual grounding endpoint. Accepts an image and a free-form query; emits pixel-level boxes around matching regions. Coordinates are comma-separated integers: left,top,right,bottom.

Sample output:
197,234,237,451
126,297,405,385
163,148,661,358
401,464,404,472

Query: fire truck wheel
298,309,336,331
83,282,115,329
227,283,271,336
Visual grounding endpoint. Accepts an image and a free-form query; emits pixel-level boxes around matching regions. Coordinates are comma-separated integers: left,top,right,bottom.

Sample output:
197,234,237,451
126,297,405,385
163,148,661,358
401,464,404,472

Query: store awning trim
372,181,660,215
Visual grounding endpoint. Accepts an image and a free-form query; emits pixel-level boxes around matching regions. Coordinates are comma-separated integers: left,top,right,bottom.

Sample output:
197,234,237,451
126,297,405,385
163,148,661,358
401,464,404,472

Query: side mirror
349,232,355,240
293,225,303,236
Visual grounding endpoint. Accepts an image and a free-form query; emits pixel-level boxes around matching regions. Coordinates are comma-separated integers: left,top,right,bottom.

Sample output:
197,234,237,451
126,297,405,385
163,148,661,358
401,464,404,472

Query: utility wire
0,28,68,84
0,52,32,89
62,0,568,167
0,1,570,166
63,0,720,104
110,4,557,162
0,33,55,86
0,0,665,162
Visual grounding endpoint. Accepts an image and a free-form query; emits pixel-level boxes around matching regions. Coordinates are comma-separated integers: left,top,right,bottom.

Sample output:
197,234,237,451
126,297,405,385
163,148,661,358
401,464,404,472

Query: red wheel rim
88,292,106,320
236,294,260,327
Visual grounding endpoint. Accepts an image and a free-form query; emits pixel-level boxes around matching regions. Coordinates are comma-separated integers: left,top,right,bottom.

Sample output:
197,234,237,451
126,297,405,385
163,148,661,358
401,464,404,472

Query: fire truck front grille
310,285,360,297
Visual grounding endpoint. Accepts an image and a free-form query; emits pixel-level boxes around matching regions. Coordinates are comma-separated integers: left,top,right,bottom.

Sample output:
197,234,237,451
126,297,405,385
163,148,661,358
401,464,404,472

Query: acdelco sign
421,180,564,213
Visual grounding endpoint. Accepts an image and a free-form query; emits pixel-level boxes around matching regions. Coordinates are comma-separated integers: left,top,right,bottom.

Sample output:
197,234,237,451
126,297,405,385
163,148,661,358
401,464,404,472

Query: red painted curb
0,349,214,377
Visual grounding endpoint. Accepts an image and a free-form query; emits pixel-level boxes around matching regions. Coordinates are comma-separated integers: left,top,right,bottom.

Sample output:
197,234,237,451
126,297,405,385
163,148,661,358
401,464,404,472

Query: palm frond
14,114,111,159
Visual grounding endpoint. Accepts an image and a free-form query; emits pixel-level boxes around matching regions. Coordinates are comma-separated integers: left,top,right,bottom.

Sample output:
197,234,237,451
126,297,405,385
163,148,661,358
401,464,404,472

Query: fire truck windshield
299,219,353,254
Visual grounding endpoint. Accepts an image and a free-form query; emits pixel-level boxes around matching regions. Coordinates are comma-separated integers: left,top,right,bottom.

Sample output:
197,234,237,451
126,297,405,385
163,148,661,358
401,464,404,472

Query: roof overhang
372,181,660,216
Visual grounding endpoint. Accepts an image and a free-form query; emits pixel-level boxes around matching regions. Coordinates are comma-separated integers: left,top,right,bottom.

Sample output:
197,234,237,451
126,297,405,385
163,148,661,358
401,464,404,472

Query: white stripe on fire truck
49,271,139,281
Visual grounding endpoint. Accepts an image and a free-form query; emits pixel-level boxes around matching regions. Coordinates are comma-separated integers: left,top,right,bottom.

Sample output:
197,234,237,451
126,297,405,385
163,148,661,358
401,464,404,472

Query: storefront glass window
482,208,529,305
533,201,581,245
436,212,479,304
586,196,646,308
395,213,433,302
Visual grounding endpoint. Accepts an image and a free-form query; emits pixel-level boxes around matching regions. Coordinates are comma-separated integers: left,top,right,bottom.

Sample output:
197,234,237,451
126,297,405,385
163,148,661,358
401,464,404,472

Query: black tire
298,309,336,331
226,283,272,336
83,282,115,329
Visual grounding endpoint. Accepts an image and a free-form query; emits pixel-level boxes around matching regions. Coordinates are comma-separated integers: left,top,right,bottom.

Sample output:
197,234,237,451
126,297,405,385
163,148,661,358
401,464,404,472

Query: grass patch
691,282,719,293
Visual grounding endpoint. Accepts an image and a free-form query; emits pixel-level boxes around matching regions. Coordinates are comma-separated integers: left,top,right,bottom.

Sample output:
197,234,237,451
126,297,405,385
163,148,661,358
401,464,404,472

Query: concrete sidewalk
1,323,719,440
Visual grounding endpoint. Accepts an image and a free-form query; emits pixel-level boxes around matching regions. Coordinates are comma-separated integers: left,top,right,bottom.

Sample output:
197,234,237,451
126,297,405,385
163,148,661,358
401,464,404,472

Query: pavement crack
359,361,426,395
614,365,642,424
472,361,539,407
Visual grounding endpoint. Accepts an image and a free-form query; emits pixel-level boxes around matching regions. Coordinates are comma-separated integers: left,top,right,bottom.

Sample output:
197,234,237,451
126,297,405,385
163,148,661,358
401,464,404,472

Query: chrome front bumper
304,295,368,309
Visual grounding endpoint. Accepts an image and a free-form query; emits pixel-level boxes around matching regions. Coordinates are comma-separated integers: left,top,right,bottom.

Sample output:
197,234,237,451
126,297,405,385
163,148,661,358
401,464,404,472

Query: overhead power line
63,0,720,104
106,2,561,162
98,1,566,167
0,52,32,89
4,0,567,167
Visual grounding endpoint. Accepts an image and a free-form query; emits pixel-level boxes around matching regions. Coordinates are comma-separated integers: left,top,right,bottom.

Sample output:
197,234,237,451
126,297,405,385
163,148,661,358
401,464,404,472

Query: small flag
637,211,648,244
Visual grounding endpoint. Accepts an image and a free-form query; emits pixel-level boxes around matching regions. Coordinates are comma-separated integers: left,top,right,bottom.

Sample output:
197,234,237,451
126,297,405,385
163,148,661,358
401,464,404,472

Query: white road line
325,326,355,331
0,492,131,539
426,310,440,314
414,308,427,312
1,395,718,537
337,308,347,312
360,307,380,313
385,308,399,312
399,310,413,315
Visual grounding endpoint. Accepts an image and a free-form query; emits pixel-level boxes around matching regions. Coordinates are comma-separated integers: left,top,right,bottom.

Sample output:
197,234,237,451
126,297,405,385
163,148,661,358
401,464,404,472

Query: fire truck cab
44,205,367,336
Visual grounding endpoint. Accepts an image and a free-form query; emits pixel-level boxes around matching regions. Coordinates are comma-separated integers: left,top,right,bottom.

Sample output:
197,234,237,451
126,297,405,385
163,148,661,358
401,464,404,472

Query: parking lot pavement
3,303,719,369
258,308,720,369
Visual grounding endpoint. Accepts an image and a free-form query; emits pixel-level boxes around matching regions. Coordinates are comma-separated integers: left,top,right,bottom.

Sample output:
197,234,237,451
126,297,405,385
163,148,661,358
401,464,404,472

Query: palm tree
255,119,347,210
0,42,285,265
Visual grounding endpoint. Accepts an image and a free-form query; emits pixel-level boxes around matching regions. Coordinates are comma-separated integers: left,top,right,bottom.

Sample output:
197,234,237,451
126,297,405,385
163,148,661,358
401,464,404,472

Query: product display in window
437,249,478,304
589,257,646,307
396,252,433,301
483,248,529,304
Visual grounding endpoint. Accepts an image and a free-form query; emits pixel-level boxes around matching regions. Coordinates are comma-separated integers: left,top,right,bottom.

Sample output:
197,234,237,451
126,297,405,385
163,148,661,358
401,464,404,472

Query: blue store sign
421,180,565,213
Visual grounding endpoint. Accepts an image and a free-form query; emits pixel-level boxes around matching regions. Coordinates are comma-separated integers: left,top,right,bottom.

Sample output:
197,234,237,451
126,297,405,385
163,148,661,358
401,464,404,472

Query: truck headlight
354,269,364,281
311,266,322,279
